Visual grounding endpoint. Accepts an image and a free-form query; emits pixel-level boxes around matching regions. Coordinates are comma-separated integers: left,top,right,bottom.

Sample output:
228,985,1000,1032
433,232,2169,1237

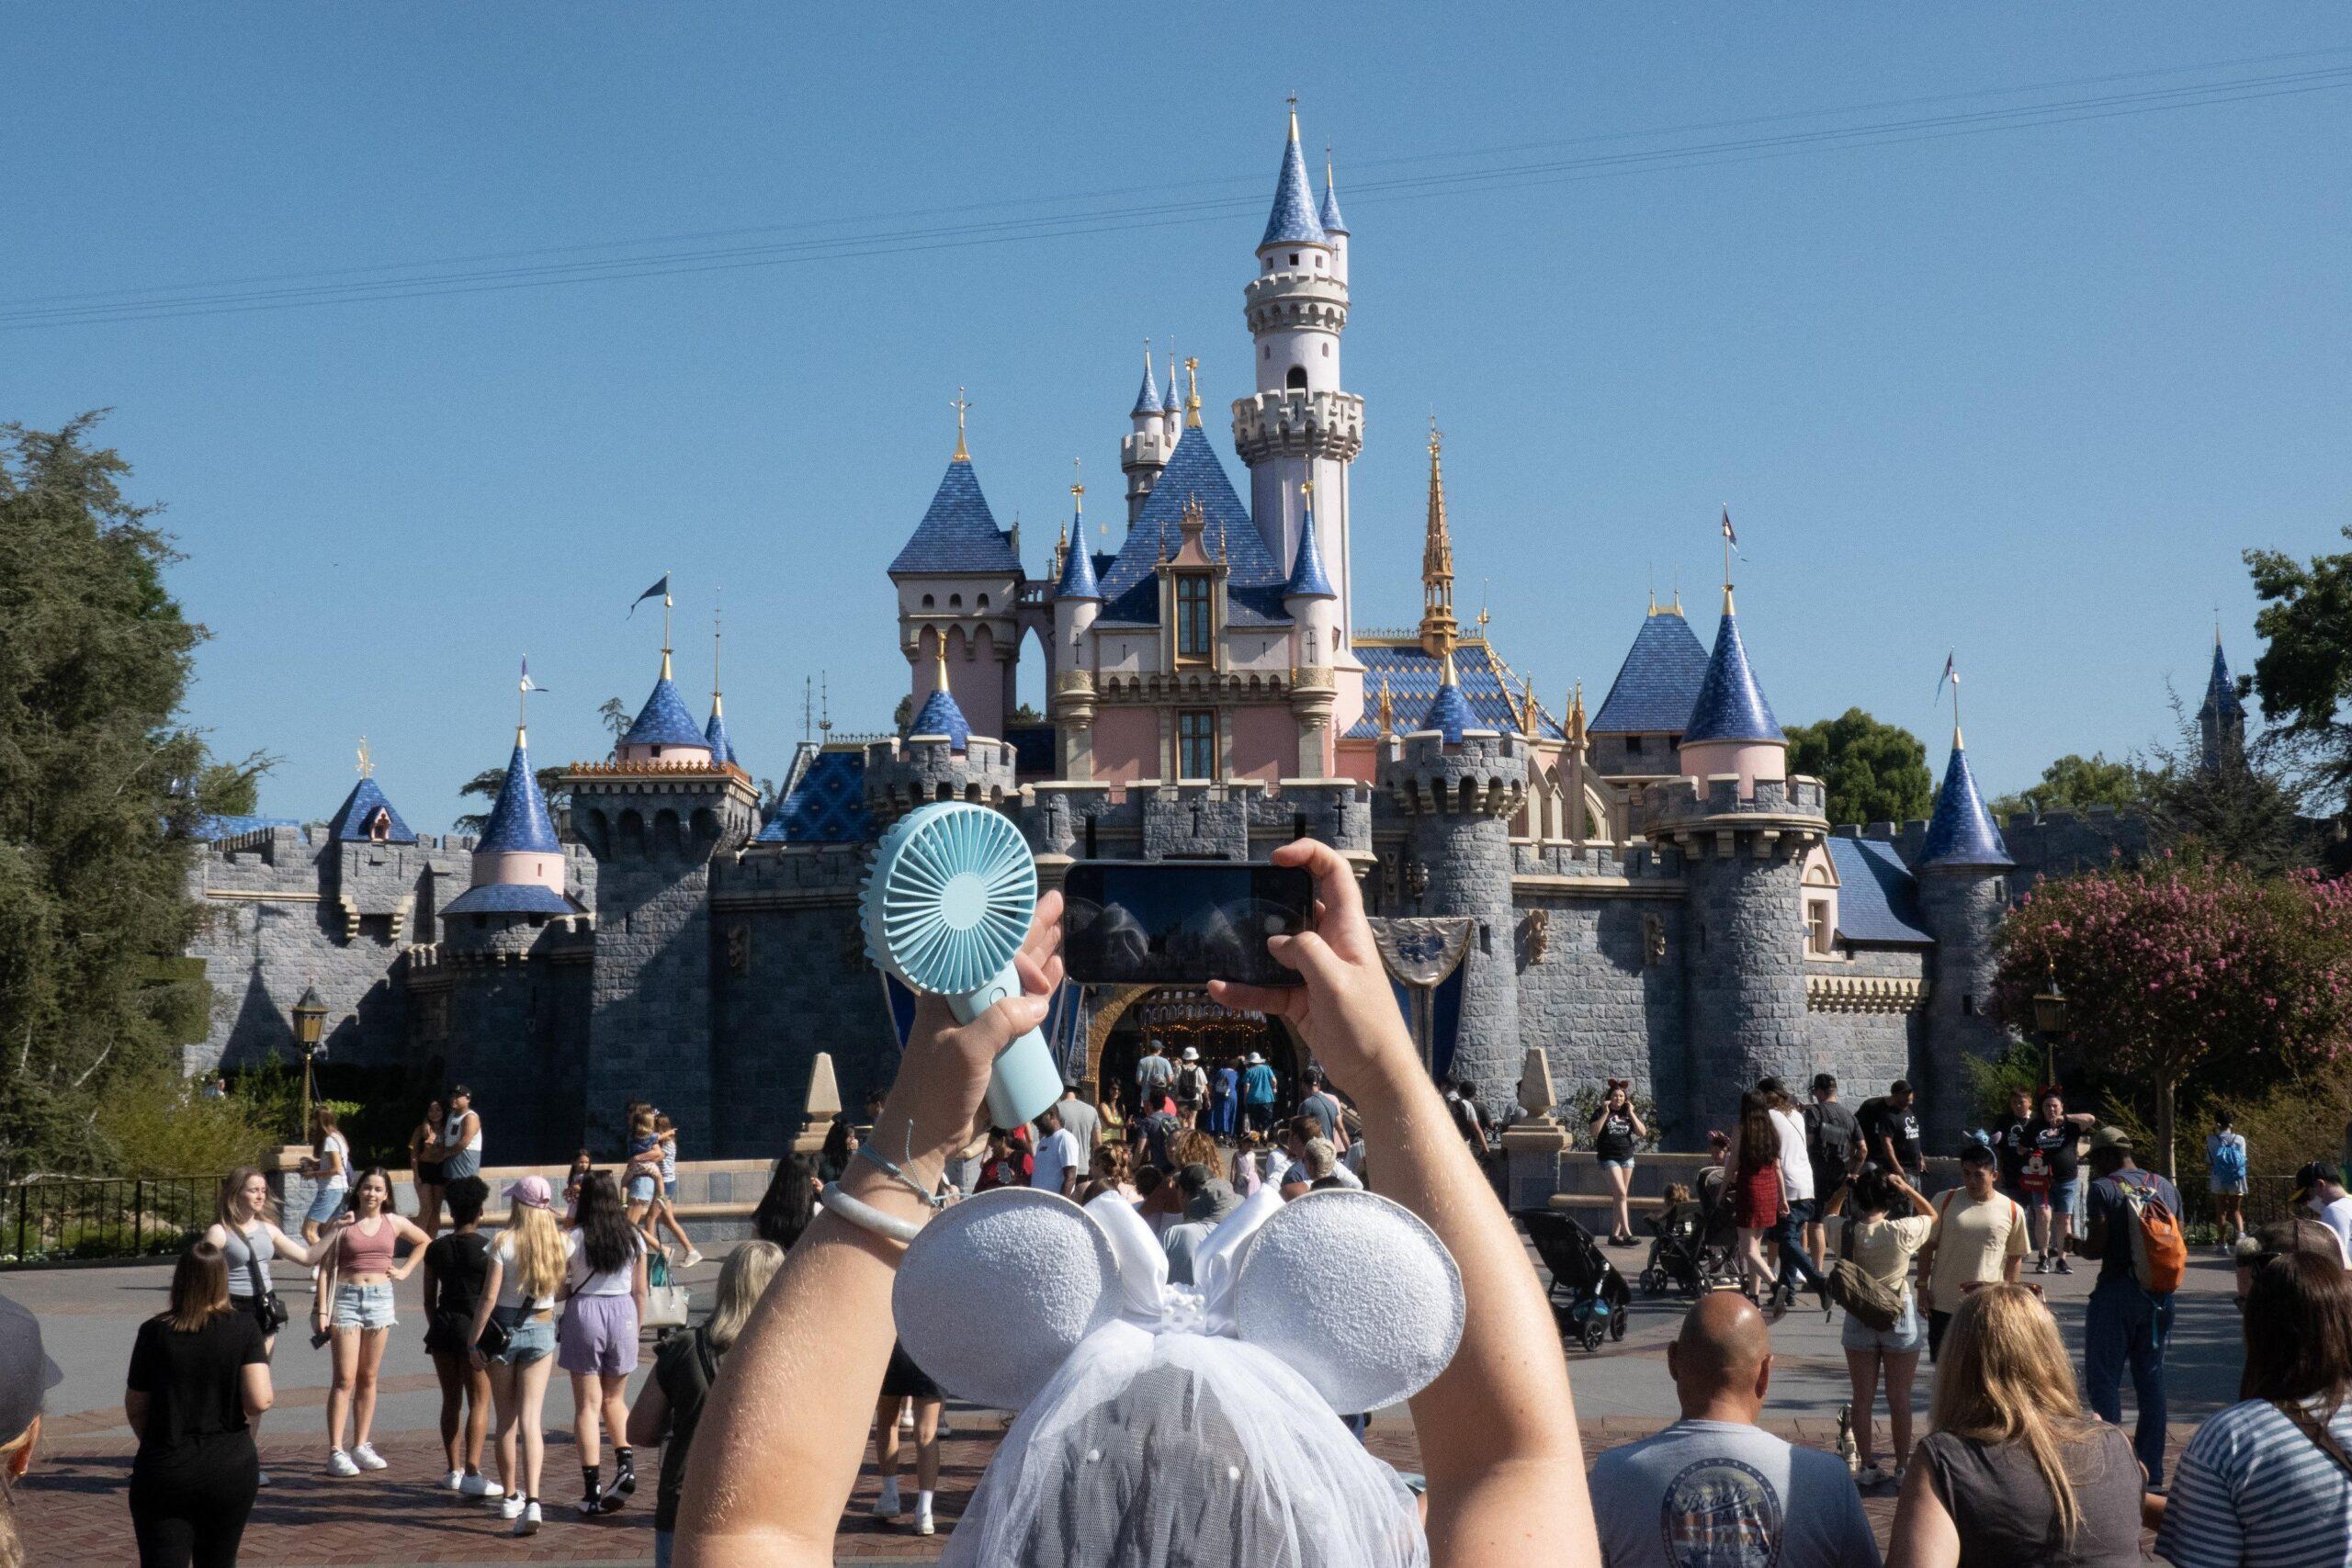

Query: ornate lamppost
291,986,327,1140
2031,965,2068,1091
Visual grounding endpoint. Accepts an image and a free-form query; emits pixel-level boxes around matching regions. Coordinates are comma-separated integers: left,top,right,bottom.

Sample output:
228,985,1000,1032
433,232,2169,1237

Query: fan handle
950,960,1064,1130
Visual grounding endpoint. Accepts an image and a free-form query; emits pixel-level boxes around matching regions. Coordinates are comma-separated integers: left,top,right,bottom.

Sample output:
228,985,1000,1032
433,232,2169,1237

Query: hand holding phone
1061,862,1314,988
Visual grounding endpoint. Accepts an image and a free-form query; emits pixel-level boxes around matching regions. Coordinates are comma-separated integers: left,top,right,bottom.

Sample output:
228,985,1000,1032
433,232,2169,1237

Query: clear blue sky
6,6,2347,828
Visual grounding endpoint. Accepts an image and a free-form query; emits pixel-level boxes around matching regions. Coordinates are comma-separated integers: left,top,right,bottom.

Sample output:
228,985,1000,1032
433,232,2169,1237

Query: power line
8,58,2346,331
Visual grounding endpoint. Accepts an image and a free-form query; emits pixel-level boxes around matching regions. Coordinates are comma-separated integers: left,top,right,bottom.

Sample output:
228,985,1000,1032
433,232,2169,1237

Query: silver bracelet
856,1141,948,1210
820,1182,922,1247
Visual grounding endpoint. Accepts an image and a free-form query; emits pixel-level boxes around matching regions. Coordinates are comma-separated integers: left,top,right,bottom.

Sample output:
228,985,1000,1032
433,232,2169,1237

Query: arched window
922,593,934,608
1285,367,1307,391
978,593,989,610
950,592,962,608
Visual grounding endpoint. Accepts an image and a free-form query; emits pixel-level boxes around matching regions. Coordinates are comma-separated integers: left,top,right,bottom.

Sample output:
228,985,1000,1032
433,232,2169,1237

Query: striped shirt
2157,1396,2352,1567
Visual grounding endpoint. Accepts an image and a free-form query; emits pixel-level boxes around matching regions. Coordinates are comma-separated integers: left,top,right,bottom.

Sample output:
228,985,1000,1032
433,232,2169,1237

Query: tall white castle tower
1233,105,1364,720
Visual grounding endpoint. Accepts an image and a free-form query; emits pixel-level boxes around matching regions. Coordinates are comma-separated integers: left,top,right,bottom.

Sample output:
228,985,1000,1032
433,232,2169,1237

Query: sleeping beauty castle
182,108,2179,1164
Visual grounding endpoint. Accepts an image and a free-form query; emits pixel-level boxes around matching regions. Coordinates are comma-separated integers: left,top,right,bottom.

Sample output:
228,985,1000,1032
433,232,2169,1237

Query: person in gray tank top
442,1086,483,1181
204,1165,338,1489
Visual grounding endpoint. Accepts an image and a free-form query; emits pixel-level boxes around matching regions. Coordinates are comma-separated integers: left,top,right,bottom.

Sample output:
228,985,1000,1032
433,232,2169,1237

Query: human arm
626,1369,672,1450
1883,1454,1960,1568
632,1244,649,1326
266,1221,329,1269
468,1250,503,1364
241,1361,275,1420
1588,1105,1609,1135
1627,1108,1647,1139
123,1390,149,1438
420,1247,441,1319
2000,1204,2026,1281
388,1215,433,1280
124,1322,152,1438
1214,839,1595,1568
2081,1184,2109,1259
1892,1174,1936,1218
678,893,1062,1568
318,1140,344,1182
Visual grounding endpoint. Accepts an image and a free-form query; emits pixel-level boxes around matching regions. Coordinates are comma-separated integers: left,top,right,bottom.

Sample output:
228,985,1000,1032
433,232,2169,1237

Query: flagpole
517,660,527,736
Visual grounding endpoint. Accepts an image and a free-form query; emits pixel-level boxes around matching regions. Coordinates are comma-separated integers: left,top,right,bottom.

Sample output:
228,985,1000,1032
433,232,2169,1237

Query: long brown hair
2243,1250,2352,1418
1735,1094,1779,1177
164,1242,232,1333
1930,1283,2109,1544
216,1167,273,1229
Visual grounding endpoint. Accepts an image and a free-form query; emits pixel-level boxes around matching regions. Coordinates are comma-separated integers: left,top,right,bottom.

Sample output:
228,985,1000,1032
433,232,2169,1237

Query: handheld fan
864,801,1063,1131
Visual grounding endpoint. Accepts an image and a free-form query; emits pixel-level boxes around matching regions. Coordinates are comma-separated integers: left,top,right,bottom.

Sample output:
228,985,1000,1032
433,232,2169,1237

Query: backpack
1176,1066,1205,1103
1828,1217,1905,1333
2209,1135,2247,1187
2112,1172,2187,1294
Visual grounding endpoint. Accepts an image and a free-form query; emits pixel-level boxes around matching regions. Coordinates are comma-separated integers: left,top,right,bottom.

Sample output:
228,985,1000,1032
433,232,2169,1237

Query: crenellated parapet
1641,773,1829,860
563,757,761,866
1241,267,1351,335
1380,728,1530,818
1230,388,1365,468
861,734,1019,826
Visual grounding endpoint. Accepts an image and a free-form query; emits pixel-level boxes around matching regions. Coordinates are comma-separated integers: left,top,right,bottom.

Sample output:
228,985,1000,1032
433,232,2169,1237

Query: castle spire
1183,355,1202,430
1920,730,2013,868
908,635,972,751
1283,479,1335,600
704,603,737,767
1318,143,1349,235
1130,341,1160,420
1260,98,1328,250
1376,674,1395,738
1419,646,1476,745
1419,416,1457,657
1056,471,1100,600
1680,598,1781,747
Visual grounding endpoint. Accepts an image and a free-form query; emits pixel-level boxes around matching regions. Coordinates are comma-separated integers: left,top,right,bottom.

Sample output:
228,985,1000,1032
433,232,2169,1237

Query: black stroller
1521,1209,1632,1351
1638,1166,1738,1297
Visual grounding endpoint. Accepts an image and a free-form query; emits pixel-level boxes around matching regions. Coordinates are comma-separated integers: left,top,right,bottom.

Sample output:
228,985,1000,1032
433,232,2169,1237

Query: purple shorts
557,1292,639,1377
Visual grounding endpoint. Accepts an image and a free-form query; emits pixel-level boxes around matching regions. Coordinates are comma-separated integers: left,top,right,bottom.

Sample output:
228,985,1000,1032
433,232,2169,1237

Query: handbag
2275,1399,2352,1482
476,1313,513,1358
241,1235,290,1333
1826,1215,1905,1333
642,1282,690,1330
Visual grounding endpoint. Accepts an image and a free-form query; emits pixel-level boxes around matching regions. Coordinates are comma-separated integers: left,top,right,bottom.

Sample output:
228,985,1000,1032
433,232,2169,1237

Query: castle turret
1645,578,1825,1134
1285,481,1340,775
2198,634,2247,773
1052,482,1102,780
1419,421,1459,658
1120,343,1171,525
1318,146,1349,287
703,615,738,769
566,631,760,1151
1916,711,2015,1145
865,641,1018,824
1160,348,1182,445
1379,651,1525,1118
888,399,1023,741
1234,102,1362,670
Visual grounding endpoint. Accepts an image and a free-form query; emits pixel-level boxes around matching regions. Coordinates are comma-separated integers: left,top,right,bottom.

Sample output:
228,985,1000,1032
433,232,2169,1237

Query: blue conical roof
888,457,1022,576
623,666,708,750
1056,519,1102,600
1420,681,1477,745
2204,641,2245,723
1681,604,1783,744
1920,740,2013,868
909,681,972,750
1284,508,1335,600
324,777,415,843
1131,356,1161,419
476,733,560,854
1590,609,1712,735
1162,359,1182,414
1261,117,1329,250
705,703,737,768
1318,165,1348,234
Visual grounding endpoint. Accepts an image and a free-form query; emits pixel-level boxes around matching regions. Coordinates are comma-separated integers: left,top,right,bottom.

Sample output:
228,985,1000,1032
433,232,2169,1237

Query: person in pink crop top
315,1168,429,1477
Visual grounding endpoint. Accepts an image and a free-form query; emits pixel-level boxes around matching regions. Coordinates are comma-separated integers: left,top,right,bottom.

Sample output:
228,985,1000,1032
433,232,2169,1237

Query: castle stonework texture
179,109,2168,1163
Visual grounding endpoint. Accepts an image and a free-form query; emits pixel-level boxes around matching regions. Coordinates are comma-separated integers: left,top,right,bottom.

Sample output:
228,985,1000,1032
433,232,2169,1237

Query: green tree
453,764,571,834
1783,709,1932,827
2245,528,2352,807
1987,752,2155,820
597,696,629,741
0,415,247,1177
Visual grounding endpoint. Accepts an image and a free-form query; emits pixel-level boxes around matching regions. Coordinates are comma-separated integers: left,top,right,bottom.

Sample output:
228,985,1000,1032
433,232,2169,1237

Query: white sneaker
914,1495,935,1537
683,1248,706,1268
871,1477,902,1518
254,1470,272,1489
352,1441,389,1471
441,1468,466,1491
1856,1461,1890,1489
327,1449,360,1477
899,1406,916,1432
513,1500,541,1537
499,1493,526,1519
460,1472,503,1498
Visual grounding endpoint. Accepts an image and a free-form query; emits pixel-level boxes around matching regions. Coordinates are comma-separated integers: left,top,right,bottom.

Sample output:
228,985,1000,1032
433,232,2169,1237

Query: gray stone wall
418,917,595,1166
1802,947,1925,1109
1917,869,2011,1146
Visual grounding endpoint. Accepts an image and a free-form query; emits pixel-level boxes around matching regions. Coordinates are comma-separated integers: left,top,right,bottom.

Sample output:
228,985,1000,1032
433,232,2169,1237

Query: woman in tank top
1588,1080,1647,1247
315,1168,429,1478
203,1166,338,1489
409,1098,447,1237
440,1086,483,1182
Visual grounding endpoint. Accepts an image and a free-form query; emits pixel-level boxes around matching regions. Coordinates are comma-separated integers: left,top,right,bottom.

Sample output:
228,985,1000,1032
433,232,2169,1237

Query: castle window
1289,253,1299,266
978,593,989,610
1176,575,1212,659
1625,735,1645,756
949,593,962,609
1286,367,1307,391
650,746,662,758
1178,710,1215,780
1807,899,1834,956
922,593,934,608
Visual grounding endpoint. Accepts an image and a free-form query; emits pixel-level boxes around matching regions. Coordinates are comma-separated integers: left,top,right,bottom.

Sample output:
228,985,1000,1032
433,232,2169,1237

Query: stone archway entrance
1088,984,1301,1119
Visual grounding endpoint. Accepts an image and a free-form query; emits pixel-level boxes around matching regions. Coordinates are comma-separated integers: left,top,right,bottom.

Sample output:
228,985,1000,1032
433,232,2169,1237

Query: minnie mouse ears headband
892,1185,1465,1416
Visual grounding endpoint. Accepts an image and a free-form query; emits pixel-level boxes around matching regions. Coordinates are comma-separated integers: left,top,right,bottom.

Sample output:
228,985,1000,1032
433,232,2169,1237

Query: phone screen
1061,862,1314,988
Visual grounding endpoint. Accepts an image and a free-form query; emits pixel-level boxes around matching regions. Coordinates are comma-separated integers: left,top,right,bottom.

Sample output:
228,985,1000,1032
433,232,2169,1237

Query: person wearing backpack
1838,1168,1938,1490
2206,1112,2250,1254
2079,1124,2185,1490
1803,1074,1860,1273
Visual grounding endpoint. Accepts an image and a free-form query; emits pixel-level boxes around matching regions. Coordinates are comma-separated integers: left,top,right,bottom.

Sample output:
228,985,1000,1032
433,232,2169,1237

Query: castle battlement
1241,268,1351,333
862,734,1018,823
1230,388,1365,465
1382,728,1530,818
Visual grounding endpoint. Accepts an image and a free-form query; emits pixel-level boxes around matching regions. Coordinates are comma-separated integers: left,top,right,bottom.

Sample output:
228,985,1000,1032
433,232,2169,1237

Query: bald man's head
1666,1292,1772,1422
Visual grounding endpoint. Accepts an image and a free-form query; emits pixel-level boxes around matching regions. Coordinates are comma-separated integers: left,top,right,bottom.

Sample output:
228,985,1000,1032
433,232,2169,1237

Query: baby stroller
1520,1209,1631,1351
1641,1167,1739,1296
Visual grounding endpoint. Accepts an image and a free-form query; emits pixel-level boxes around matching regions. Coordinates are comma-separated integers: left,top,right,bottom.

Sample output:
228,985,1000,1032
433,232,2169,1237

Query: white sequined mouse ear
1228,1189,1464,1416
891,1188,1121,1411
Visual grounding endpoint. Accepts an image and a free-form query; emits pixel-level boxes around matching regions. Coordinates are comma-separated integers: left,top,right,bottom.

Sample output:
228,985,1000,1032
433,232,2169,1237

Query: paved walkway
9,1235,2243,1565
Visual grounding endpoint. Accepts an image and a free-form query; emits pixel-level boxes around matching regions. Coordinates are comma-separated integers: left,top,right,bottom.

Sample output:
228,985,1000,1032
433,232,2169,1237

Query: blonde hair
217,1167,275,1229
1930,1283,2107,1544
501,1201,566,1300
630,1108,657,1137
704,1240,786,1353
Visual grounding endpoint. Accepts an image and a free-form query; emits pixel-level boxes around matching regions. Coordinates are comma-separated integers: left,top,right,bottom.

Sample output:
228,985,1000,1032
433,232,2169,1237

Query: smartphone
1060,861,1315,988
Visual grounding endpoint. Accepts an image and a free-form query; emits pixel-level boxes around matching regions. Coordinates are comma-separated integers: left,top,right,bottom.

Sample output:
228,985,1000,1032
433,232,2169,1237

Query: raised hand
890,888,1063,1159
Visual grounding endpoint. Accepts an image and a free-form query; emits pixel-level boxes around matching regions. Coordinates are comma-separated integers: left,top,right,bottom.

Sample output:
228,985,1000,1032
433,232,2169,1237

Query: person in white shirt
2294,1161,2352,1266
1029,1107,1082,1199
1757,1078,1826,1312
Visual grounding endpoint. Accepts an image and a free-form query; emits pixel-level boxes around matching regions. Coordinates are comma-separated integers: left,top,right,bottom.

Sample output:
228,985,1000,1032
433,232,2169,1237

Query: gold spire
1419,415,1457,657
932,634,951,694
660,579,674,676
1183,356,1202,429
950,386,973,461
1071,457,1084,517
1521,677,1540,737
1567,680,1588,750
1376,674,1394,737
356,737,373,778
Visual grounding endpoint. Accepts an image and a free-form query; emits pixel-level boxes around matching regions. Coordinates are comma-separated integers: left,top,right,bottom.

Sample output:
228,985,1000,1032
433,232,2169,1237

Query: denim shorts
492,1305,555,1368
1840,1294,1926,1354
332,1281,395,1331
1598,1157,1636,1172
305,1185,348,1225
663,1179,678,1200
2028,1180,2078,1213
628,1174,659,1203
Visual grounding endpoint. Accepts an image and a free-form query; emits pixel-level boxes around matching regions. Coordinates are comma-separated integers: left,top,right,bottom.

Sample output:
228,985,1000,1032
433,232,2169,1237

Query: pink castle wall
1092,708,1160,785
1228,706,1295,783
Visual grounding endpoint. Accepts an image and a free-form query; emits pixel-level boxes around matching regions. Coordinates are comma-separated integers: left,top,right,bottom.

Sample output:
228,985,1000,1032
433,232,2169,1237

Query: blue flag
627,573,669,617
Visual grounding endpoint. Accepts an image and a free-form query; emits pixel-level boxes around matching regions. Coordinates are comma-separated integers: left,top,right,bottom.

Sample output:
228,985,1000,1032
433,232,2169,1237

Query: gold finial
1376,674,1394,737
1299,478,1315,502
1183,356,1201,428
356,737,373,778
1419,414,1457,657
1071,456,1084,514
950,386,973,461
1218,518,1228,562
1566,680,1589,750
1521,678,1540,736
1286,93,1299,138
932,634,951,693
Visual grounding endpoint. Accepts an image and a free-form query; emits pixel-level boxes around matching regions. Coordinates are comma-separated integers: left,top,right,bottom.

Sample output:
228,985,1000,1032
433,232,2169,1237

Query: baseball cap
2086,1126,2134,1155
504,1174,553,1210
2294,1161,2343,1199
0,1292,62,1442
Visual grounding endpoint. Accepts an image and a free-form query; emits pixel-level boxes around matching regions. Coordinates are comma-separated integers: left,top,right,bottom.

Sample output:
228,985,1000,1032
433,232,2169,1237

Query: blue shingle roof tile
1131,357,1161,419
1826,837,1935,946
1419,679,1478,744
324,778,415,844
1318,166,1348,235
1261,119,1329,250
1589,611,1711,736
443,882,579,918
1342,643,1563,741
704,704,737,768
1096,429,1291,629
909,682,973,750
622,672,708,750
755,746,873,845
475,735,560,854
1681,606,1782,744
1283,509,1335,600
1055,521,1102,600
1161,362,1182,414
888,457,1023,577
1919,743,2013,868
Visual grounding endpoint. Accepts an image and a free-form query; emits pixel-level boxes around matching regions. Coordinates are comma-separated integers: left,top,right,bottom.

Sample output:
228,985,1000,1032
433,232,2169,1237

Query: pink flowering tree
1993,854,2352,1179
